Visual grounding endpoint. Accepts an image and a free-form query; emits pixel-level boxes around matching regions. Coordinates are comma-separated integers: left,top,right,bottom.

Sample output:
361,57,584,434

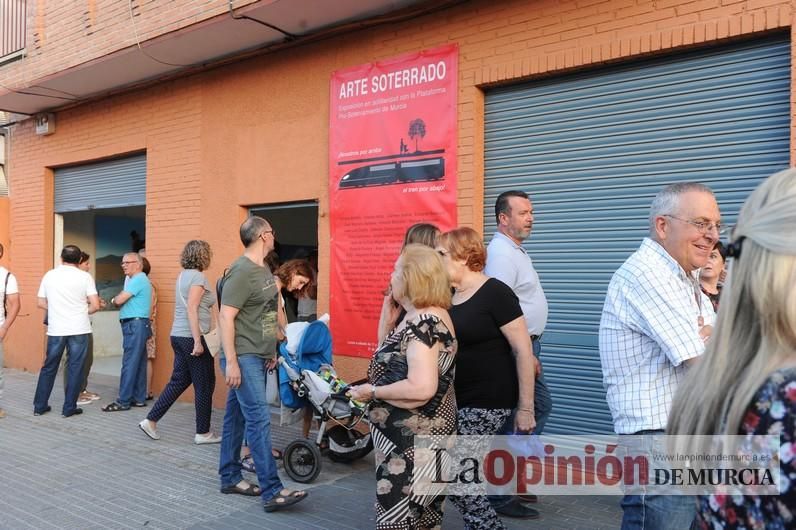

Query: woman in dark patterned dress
668,168,796,528
349,244,457,530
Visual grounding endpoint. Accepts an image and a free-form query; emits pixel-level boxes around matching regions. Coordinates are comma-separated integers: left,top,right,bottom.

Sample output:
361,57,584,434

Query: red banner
329,44,458,358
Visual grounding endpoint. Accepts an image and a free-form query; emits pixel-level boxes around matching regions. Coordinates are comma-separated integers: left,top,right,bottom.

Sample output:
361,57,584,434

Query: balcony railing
0,0,26,62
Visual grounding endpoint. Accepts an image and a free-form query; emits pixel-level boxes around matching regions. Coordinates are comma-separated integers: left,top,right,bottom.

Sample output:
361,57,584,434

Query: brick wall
0,0,259,90
0,197,8,261
5,0,792,404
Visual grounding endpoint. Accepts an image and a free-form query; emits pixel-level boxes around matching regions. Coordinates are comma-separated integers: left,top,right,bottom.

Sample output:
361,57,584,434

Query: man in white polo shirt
484,190,551,519
0,242,20,419
33,245,101,417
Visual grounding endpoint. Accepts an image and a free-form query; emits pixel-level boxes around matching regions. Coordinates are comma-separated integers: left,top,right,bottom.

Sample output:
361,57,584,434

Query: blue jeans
218,355,283,503
33,334,89,415
530,337,552,434
118,319,150,407
621,430,696,530
489,337,552,509
621,494,696,530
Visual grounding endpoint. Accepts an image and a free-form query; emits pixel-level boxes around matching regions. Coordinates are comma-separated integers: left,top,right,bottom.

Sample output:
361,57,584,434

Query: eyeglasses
260,229,276,240
120,261,137,265
664,215,726,236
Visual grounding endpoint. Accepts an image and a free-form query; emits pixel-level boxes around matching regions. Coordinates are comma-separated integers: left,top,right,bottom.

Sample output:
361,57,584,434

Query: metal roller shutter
484,36,790,434
55,154,146,212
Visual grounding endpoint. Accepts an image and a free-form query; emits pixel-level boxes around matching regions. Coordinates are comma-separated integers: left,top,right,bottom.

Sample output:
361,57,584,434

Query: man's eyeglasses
664,215,726,236
120,261,137,265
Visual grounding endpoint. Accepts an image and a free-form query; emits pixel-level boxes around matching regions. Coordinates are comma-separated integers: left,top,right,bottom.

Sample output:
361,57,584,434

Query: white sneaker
194,432,222,445
138,419,160,440
77,397,93,405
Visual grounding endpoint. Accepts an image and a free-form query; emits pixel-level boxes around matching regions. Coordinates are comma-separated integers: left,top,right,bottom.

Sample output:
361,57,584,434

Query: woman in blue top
138,240,220,444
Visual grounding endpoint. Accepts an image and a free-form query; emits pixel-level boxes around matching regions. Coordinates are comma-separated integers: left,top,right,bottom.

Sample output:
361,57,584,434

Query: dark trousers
118,318,150,407
62,333,93,392
147,336,216,434
33,334,89,415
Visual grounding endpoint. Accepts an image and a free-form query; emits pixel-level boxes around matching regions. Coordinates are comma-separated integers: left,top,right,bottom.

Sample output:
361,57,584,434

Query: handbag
178,271,219,356
202,327,221,357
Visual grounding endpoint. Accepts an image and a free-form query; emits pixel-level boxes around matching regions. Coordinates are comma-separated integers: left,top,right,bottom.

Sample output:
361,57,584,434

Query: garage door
55,153,146,213
484,36,790,434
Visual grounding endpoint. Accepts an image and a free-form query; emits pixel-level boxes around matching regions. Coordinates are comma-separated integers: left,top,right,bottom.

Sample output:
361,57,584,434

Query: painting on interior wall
95,216,145,305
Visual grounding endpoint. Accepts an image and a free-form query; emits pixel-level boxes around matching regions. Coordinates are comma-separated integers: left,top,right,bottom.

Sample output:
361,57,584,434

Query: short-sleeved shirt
485,231,548,336
37,265,97,336
171,269,216,337
449,278,524,409
119,272,152,320
0,266,19,328
599,237,715,434
220,256,278,359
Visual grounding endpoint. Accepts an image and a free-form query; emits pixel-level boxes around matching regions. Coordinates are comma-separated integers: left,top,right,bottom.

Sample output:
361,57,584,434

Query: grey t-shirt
220,256,278,359
171,269,216,337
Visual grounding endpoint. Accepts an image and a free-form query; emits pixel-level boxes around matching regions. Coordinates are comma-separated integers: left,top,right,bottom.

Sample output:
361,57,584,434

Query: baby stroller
278,319,373,483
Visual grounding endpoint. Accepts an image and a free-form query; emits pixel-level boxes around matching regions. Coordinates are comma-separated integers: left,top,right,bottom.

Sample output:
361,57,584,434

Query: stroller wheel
283,439,322,483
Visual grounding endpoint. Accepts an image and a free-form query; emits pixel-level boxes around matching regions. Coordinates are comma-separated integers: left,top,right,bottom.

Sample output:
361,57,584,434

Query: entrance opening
250,201,319,322
57,206,146,376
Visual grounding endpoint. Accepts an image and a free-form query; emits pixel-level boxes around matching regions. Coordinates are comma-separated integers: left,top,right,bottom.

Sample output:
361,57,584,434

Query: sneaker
77,393,93,406
194,432,222,445
138,419,161,440
85,391,101,401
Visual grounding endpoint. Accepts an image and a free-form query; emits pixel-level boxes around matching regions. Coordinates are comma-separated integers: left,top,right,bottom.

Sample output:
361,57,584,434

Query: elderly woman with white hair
668,168,796,528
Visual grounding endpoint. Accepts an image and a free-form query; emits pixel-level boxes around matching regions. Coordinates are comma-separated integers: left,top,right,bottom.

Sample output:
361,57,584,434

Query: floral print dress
367,314,457,530
696,368,796,529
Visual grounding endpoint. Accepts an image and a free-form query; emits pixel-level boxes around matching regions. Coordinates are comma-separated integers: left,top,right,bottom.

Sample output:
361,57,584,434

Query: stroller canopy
278,320,333,409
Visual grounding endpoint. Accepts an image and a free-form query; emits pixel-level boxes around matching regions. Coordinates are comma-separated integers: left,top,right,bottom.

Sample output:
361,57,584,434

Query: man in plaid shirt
599,182,720,530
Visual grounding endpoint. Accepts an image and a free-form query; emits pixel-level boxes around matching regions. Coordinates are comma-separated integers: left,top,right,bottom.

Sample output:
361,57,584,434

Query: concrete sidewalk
0,368,621,529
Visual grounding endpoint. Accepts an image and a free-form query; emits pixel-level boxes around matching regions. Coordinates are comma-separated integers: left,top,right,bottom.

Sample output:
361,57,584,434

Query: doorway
250,201,319,321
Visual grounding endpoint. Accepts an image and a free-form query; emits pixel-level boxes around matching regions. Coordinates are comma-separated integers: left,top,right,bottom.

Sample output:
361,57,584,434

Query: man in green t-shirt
217,216,307,512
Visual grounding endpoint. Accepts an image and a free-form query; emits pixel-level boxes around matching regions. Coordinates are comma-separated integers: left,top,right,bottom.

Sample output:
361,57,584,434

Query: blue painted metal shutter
484,36,790,434
55,154,146,213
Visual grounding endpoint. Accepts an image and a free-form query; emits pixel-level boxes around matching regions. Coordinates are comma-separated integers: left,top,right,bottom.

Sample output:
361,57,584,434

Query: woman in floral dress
350,244,457,530
668,168,796,528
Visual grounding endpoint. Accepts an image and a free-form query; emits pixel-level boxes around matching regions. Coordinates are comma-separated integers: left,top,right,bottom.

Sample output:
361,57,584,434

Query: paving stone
0,368,621,529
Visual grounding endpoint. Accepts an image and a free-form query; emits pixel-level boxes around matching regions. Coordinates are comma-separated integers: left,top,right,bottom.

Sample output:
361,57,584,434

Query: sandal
241,454,256,473
102,402,131,412
263,489,308,512
221,481,262,497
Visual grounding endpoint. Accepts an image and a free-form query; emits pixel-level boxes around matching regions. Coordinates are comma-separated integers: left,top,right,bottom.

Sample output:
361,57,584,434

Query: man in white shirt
484,190,550,519
0,242,20,419
599,182,719,529
33,245,101,417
